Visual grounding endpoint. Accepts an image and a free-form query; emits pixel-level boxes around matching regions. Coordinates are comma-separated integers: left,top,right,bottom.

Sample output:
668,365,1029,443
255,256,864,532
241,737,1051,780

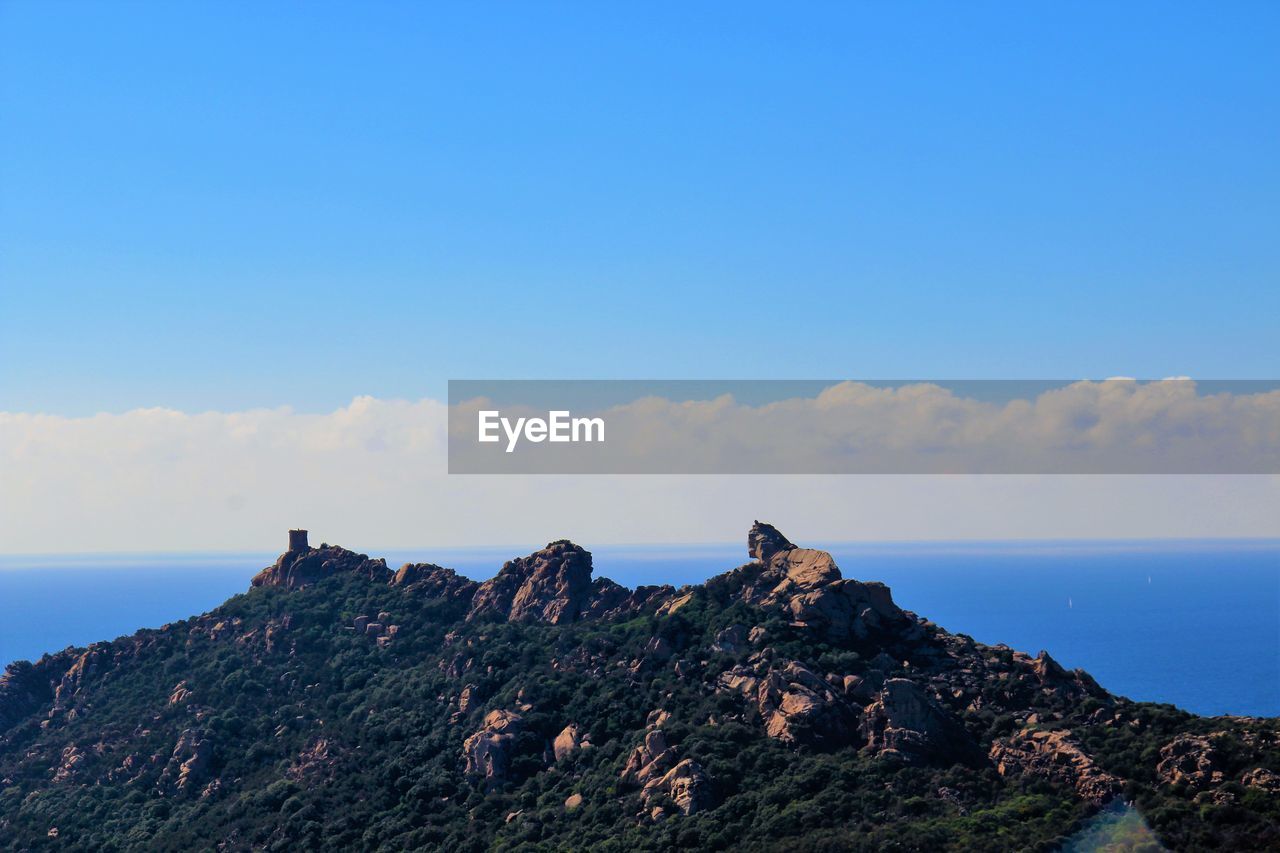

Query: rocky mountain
1,523,1277,851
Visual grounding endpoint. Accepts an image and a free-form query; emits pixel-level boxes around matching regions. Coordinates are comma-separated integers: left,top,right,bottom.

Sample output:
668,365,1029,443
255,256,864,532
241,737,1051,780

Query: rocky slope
1,523,1277,851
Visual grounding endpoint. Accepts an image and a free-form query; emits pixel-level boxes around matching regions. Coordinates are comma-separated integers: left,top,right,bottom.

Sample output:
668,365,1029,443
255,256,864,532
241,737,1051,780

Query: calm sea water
1,541,1276,718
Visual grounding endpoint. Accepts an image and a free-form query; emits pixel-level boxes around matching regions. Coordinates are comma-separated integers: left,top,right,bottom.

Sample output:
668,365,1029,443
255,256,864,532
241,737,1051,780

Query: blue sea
1,540,1276,718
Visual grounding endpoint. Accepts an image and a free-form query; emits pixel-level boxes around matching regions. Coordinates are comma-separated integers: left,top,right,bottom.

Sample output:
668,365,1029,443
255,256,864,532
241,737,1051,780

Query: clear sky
2,2,1277,416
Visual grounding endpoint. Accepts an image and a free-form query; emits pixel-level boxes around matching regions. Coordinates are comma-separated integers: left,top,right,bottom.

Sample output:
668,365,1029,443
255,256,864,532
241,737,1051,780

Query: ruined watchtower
288,529,309,552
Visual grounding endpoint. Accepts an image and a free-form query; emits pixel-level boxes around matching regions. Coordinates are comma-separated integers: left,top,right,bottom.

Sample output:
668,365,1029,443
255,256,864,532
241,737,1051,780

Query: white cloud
1,394,1277,554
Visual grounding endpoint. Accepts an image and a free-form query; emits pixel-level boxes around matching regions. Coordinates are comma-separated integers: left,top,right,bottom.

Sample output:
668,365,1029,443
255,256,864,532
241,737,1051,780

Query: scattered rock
1242,767,1280,792
52,745,86,783
990,728,1122,804
1157,734,1226,790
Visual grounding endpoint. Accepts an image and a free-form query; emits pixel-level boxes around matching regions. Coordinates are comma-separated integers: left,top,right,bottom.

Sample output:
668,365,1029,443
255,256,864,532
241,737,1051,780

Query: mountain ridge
1,523,1277,851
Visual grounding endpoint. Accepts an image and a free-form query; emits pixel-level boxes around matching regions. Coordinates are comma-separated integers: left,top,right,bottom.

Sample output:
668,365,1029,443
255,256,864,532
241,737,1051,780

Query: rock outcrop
990,728,1122,804
620,729,712,816
553,723,586,761
1157,734,1226,790
860,679,978,766
390,563,478,601
748,520,795,563
653,758,712,816
737,521,913,644
158,729,213,795
718,659,859,747
251,544,390,590
467,541,593,625
462,710,524,783
1242,767,1280,792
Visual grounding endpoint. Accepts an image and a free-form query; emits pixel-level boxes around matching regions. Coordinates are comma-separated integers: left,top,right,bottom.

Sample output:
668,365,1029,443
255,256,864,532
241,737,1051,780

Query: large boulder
553,723,586,761
655,758,712,816
462,709,525,783
467,541,593,625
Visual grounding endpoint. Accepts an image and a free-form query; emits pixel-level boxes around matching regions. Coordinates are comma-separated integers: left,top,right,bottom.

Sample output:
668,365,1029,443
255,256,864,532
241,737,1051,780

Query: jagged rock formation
735,521,917,645
860,678,980,766
158,729,213,795
1,522,1277,851
467,540,594,624
1157,733,1227,790
620,728,713,816
990,728,1123,804
251,544,390,590
391,562,478,601
718,659,859,747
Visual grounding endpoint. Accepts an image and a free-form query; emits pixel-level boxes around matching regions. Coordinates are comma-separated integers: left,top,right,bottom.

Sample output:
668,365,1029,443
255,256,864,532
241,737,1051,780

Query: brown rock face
553,723,584,761
748,520,795,563
1157,734,1226,790
462,710,524,783
656,758,712,815
52,646,109,711
251,545,390,590
787,578,908,644
582,580,676,620
718,660,858,747
737,525,912,645
860,679,978,766
467,541,593,625
620,729,712,816
621,729,675,786
158,729,213,795
1242,767,1280,792
390,563,478,601
990,729,1122,805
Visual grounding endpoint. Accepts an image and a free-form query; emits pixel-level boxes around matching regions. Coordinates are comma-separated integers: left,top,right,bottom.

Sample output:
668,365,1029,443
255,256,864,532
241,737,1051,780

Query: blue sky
2,2,1277,415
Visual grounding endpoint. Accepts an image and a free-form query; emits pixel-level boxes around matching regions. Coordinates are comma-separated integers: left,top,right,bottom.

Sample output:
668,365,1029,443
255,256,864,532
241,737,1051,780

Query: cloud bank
2,395,1277,554
449,380,1280,474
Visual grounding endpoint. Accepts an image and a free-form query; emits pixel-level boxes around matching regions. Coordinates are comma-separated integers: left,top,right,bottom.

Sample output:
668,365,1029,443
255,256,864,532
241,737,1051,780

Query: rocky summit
1,522,1277,851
